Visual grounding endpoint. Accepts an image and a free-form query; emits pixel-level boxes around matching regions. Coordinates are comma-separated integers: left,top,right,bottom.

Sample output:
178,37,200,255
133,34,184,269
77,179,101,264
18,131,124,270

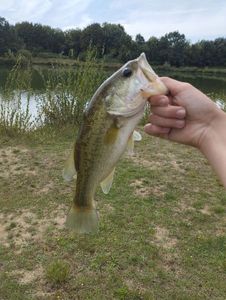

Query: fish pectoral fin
133,130,142,141
100,168,115,194
62,147,76,182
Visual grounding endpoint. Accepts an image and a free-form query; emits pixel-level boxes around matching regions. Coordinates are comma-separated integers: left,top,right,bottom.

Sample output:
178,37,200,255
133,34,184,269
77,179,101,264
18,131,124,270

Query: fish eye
122,68,133,77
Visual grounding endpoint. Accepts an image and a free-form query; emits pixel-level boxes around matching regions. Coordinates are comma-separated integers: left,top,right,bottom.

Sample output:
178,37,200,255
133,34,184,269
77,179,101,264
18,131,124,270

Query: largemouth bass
63,53,167,233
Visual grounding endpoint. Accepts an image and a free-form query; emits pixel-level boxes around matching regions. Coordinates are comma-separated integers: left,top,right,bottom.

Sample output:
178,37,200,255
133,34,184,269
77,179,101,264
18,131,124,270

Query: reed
36,49,106,127
0,55,34,136
0,49,107,135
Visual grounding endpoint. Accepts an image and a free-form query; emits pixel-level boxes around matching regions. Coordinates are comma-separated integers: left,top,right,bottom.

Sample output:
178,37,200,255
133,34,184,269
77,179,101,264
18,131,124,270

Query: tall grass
0,55,34,136
0,50,107,135
36,49,106,127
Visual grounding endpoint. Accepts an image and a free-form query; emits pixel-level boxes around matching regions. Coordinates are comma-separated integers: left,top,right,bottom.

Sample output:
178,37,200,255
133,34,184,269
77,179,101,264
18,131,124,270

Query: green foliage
45,260,70,285
17,49,32,61
0,49,106,133
0,55,34,135
36,49,106,127
1,15,225,67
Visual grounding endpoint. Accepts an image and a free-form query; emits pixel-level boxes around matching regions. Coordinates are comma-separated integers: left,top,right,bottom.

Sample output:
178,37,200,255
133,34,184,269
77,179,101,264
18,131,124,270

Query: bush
46,260,70,285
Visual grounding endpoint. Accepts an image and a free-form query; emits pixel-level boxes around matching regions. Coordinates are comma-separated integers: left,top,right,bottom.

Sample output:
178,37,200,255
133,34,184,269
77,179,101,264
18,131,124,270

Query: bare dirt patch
38,182,55,194
0,146,37,178
0,204,67,249
173,200,196,213
154,226,177,249
11,266,44,284
200,205,211,215
130,154,162,170
130,179,165,198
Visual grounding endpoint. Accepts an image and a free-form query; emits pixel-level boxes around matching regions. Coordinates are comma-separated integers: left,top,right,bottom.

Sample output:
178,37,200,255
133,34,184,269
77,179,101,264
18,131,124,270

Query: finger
148,95,169,106
151,106,186,119
149,114,185,128
144,123,170,139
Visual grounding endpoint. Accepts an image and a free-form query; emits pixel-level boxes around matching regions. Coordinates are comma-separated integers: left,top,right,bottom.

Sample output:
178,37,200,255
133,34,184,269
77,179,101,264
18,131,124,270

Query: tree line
1,16,226,67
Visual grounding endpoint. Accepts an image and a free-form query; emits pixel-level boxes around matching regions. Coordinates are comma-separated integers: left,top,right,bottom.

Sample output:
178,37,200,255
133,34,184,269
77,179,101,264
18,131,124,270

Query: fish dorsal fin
126,130,142,156
100,168,115,194
62,147,76,182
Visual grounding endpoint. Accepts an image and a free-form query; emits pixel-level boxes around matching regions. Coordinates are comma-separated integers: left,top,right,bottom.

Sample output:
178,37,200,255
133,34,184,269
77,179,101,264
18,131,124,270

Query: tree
64,29,81,57
213,38,226,66
135,34,145,44
80,23,104,58
102,23,134,60
163,31,189,66
146,36,160,64
0,17,20,54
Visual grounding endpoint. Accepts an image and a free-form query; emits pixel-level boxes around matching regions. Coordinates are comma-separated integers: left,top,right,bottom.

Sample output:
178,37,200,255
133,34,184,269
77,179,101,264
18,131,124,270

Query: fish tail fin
66,204,98,234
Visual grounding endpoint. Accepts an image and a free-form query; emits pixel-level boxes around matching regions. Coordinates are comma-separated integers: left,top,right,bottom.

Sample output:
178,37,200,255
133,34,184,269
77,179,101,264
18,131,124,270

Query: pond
0,65,226,123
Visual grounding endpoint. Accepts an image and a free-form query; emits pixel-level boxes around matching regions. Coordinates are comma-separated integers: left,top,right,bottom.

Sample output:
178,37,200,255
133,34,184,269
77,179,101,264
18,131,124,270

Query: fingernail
176,109,186,118
144,123,152,132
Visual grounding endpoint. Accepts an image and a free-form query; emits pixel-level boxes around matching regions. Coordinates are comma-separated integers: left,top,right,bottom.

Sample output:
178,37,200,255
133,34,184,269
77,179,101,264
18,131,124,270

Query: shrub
45,260,70,285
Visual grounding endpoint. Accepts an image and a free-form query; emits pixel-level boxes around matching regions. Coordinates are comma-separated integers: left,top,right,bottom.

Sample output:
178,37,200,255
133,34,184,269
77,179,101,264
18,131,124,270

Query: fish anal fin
100,168,115,194
62,147,76,182
133,130,142,141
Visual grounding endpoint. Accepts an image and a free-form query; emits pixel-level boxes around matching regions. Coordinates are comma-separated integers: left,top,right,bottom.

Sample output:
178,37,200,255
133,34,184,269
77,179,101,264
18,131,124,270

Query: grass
46,260,70,285
0,127,226,299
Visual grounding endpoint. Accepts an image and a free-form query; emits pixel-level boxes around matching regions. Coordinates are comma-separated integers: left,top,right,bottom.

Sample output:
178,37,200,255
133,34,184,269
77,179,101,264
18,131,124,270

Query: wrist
199,109,226,154
199,109,226,188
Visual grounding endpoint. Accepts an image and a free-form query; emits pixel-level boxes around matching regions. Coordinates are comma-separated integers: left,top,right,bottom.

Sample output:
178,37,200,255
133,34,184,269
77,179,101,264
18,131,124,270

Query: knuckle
182,82,192,89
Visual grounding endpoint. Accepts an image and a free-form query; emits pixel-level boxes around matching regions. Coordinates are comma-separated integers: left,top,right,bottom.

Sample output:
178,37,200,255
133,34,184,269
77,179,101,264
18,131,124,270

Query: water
0,65,226,121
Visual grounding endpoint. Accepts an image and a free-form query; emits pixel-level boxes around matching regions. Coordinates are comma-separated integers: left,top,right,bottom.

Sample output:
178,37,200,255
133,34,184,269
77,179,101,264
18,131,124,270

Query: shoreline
1,56,226,76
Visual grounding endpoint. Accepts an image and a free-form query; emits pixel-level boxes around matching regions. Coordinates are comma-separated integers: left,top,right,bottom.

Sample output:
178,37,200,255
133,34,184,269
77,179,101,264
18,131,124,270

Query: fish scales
75,100,112,207
63,53,168,233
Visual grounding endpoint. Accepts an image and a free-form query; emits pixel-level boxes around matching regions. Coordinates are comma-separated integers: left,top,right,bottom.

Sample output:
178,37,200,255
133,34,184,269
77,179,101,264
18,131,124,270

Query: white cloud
116,0,226,41
0,0,52,23
0,0,93,27
63,14,93,31
46,0,93,27
0,0,225,41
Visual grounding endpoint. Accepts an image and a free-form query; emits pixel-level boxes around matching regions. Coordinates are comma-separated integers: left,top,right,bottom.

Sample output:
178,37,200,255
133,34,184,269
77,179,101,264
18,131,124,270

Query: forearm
200,110,226,188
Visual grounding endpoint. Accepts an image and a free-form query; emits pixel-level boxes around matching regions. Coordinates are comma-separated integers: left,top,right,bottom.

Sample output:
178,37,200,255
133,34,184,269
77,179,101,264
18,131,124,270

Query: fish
63,53,168,233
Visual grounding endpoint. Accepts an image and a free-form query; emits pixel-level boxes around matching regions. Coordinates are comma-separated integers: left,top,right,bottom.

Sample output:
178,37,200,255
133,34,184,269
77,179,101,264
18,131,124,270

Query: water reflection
0,92,38,120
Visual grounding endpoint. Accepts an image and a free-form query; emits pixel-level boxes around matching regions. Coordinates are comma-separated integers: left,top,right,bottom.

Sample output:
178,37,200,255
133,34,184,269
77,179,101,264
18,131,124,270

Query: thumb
160,77,187,97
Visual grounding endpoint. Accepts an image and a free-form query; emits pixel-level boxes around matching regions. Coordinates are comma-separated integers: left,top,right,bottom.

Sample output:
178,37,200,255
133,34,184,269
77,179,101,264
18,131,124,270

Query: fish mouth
138,53,168,96
138,53,157,82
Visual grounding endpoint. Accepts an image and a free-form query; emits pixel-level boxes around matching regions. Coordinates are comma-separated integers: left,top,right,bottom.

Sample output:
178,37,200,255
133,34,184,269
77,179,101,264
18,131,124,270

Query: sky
0,0,226,43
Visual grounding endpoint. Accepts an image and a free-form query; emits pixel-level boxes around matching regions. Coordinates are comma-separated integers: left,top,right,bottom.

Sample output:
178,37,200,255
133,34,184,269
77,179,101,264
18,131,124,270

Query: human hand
144,77,222,149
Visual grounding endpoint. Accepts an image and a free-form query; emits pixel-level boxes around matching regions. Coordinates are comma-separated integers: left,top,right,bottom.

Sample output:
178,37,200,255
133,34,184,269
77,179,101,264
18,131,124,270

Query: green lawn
0,128,226,299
